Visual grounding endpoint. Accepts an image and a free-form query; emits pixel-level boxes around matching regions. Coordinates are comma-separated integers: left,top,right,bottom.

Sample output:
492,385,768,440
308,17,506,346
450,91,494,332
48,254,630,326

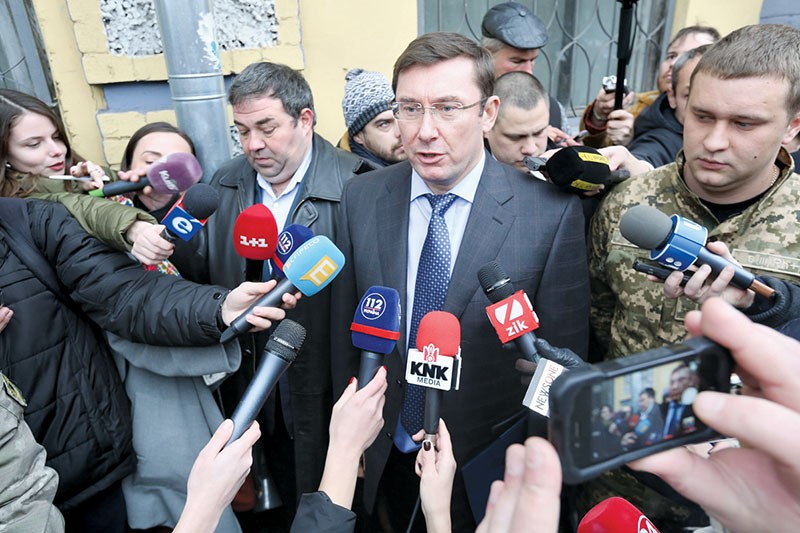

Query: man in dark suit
660,363,697,439
331,32,590,531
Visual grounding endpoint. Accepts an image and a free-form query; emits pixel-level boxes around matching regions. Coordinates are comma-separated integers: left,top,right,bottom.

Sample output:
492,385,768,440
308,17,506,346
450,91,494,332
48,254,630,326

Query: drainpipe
153,0,231,182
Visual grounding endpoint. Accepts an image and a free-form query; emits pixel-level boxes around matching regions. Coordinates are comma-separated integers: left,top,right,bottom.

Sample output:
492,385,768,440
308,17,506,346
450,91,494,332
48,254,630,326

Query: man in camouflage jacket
583,24,800,531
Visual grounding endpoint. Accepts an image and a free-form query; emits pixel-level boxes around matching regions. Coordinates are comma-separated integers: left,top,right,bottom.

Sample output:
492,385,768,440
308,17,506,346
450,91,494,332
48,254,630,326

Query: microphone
405,311,462,441
231,204,279,282
233,204,280,261
544,146,630,193
219,235,345,343
89,152,202,197
619,205,776,300
269,224,315,280
478,261,540,363
160,183,220,242
226,319,306,444
577,496,661,533
351,286,401,389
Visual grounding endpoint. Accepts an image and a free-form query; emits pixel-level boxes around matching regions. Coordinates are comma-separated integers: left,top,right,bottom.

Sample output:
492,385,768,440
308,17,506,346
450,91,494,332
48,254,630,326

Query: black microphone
478,261,539,362
227,319,306,444
619,205,776,300
545,146,629,193
159,183,220,242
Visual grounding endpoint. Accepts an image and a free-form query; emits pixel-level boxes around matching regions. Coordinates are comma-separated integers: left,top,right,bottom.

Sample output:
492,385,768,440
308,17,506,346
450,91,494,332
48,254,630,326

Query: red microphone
232,205,279,281
578,497,661,533
406,311,461,441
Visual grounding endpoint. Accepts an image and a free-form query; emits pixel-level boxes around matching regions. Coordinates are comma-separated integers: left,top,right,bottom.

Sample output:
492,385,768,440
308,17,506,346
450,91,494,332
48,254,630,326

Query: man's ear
666,87,677,111
352,130,365,146
481,95,501,134
298,107,314,132
782,110,800,145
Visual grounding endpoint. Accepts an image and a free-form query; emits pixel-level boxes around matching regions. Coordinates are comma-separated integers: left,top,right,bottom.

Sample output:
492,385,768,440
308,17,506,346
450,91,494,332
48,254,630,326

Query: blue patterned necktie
400,192,458,436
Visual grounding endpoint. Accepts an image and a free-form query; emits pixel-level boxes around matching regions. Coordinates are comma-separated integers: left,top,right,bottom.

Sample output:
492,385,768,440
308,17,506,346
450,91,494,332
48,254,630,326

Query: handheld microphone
160,183,220,242
220,235,345,343
269,224,315,280
478,261,540,363
544,146,630,193
619,205,776,300
577,496,661,533
90,152,202,197
351,286,401,389
233,204,280,261
226,319,306,444
404,311,462,441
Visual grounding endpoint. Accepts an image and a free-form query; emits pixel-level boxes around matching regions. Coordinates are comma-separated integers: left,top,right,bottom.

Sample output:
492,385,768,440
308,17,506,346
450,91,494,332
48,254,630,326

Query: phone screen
579,351,724,467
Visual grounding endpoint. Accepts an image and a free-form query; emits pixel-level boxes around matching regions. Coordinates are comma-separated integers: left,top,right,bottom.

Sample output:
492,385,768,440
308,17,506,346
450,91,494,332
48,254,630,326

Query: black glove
534,338,588,370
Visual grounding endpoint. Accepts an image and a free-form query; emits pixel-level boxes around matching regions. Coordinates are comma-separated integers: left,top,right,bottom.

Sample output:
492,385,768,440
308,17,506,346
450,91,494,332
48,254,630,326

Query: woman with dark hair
0,89,161,256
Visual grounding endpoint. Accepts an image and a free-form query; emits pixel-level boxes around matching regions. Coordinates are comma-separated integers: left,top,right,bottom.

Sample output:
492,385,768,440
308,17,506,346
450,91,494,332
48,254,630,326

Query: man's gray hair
229,62,316,125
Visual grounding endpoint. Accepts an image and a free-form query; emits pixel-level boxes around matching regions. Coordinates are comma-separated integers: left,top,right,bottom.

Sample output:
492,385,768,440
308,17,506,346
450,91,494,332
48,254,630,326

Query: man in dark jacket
168,61,367,523
628,46,709,169
0,197,289,533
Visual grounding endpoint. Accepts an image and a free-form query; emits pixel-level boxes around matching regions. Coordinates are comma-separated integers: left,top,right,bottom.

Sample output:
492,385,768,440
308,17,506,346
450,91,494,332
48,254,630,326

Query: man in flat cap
339,68,407,168
481,1,574,145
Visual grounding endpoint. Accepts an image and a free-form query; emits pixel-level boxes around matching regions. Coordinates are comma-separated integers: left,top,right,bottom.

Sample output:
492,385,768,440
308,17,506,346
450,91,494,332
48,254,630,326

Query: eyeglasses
392,98,487,121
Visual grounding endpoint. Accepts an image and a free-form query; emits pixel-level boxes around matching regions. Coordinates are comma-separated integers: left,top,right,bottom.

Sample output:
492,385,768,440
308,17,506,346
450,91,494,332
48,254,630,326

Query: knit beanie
342,68,394,137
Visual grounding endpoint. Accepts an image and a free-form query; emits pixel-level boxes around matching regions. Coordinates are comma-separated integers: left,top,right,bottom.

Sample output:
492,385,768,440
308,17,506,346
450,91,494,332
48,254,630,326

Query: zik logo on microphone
485,290,539,344
239,235,272,248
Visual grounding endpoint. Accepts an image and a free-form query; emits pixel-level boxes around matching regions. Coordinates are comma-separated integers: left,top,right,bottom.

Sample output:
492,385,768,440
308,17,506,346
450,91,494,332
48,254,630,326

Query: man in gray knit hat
340,68,406,167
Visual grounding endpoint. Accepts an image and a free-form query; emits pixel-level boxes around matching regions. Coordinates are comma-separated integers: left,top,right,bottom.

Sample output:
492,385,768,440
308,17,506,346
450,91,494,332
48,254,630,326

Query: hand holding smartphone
548,336,733,484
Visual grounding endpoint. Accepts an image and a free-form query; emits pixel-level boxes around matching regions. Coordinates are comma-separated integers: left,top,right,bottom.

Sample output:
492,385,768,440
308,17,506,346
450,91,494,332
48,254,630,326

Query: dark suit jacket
331,154,591,511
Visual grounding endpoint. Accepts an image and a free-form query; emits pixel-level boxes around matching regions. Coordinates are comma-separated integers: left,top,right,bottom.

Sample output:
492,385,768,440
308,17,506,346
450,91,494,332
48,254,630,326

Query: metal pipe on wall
153,0,231,183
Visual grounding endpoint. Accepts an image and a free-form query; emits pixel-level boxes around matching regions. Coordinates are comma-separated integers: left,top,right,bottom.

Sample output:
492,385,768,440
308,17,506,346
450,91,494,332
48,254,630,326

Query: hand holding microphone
404,311,462,444
219,279,299,332
90,152,202,199
542,146,630,194
220,235,345,343
619,205,776,301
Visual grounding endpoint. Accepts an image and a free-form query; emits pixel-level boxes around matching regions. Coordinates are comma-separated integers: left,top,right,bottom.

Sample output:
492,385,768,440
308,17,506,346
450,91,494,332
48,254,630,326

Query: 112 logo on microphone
485,290,540,343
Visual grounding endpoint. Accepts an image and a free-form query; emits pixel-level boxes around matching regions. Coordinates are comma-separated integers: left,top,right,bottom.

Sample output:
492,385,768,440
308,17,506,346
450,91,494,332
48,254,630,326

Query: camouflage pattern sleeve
0,373,64,532
588,192,619,354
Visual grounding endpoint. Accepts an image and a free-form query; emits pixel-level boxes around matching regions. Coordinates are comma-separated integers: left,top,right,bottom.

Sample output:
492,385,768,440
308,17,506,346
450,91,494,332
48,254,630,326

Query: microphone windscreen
180,183,220,220
283,235,345,296
619,205,674,250
233,204,279,260
577,496,661,533
416,311,460,356
545,146,611,191
270,224,315,279
351,286,401,354
146,152,203,194
267,319,307,363
478,261,515,302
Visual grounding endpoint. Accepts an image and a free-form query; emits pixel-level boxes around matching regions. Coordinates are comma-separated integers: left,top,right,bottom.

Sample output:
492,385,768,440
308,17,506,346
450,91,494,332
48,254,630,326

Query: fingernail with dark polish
423,440,431,451
349,377,356,385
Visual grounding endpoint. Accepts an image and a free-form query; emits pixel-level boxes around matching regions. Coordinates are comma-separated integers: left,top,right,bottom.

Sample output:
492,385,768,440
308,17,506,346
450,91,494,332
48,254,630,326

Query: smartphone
632,259,692,287
548,336,733,484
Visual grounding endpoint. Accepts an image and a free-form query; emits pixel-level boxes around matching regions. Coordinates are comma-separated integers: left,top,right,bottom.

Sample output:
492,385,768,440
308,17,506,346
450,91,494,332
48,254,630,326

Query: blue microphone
619,205,775,300
219,235,346,343
351,286,401,389
269,224,315,280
